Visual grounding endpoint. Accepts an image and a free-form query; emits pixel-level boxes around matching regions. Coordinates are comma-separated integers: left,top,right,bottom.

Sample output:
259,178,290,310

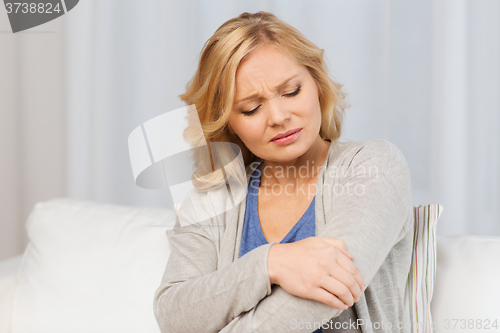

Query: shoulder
324,139,413,230
326,139,409,178
328,139,403,171
325,139,412,200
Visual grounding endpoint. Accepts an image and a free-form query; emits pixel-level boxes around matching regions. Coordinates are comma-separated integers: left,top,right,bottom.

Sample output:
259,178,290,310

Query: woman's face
228,44,323,164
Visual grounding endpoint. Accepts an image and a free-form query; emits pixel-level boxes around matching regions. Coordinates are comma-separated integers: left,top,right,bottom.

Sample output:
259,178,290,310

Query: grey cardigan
153,139,414,333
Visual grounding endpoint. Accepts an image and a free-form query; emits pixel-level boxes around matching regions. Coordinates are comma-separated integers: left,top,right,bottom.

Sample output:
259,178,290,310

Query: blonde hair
180,11,349,190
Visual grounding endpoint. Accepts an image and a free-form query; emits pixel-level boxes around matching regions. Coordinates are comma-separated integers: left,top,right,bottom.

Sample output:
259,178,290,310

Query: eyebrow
234,74,299,104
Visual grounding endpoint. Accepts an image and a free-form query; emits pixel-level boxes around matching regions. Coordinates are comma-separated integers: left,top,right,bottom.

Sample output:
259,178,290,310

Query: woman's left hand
267,236,365,310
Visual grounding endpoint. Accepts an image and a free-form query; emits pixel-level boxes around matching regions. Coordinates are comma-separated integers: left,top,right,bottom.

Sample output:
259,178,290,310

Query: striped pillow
404,204,443,333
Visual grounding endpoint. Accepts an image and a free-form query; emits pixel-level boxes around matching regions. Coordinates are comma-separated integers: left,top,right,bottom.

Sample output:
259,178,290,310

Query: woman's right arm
153,217,362,333
153,216,276,333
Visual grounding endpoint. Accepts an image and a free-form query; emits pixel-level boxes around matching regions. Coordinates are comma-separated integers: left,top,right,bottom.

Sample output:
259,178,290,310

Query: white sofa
0,198,499,333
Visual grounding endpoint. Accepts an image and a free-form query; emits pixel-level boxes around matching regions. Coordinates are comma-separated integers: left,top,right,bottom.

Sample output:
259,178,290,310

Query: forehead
234,45,304,94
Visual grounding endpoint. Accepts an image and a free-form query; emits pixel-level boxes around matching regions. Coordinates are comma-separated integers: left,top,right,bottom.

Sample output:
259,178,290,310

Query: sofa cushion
404,204,443,332
431,235,500,330
0,255,22,333
11,198,176,333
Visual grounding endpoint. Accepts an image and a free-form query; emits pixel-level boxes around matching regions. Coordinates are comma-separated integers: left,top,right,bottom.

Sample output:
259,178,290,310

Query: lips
271,128,301,141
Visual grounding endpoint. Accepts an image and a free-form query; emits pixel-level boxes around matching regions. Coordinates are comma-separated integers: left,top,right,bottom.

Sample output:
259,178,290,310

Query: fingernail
343,304,348,310
362,284,366,292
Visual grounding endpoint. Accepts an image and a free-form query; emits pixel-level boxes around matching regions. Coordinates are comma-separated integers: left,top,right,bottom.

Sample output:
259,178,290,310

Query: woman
154,12,413,333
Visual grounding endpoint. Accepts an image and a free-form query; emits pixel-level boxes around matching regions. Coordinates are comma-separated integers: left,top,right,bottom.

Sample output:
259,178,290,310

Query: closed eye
241,105,260,116
240,85,300,115
284,85,301,97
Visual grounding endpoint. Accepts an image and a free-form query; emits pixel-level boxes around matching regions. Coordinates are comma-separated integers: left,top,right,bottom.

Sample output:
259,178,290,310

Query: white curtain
1,0,499,260
0,15,66,260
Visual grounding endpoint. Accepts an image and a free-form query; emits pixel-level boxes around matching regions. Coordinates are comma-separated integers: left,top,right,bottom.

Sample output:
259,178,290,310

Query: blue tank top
238,163,321,333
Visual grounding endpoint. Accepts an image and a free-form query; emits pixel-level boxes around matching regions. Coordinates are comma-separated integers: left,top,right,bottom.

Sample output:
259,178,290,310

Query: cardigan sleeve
153,204,277,333
217,139,413,332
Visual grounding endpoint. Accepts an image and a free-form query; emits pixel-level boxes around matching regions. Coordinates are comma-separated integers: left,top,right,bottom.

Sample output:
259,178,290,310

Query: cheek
241,122,262,141
301,88,321,119
303,92,322,131
230,117,262,142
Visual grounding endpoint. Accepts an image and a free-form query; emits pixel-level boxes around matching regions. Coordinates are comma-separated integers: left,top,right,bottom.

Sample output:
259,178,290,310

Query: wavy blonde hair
180,11,349,190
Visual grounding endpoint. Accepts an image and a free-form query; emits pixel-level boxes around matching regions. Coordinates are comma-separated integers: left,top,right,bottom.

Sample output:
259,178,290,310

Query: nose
266,98,291,127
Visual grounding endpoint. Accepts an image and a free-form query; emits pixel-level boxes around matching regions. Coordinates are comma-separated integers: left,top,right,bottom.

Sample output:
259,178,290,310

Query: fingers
318,237,353,259
276,236,366,312
309,286,350,310
315,237,365,304
336,253,365,295
316,237,365,290
317,274,355,308
328,263,363,305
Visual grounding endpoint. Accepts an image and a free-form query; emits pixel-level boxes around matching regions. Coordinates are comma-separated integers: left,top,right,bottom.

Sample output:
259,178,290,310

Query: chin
268,144,310,162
